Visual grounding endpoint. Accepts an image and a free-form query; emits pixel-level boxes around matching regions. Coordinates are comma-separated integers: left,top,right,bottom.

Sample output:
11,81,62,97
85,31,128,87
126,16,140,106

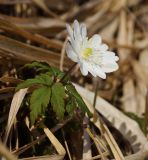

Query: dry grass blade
117,9,129,61
60,0,101,21
0,76,23,84
0,17,63,50
132,60,148,87
59,37,68,71
4,88,28,144
74,84,147,159
122,79,137,113
91,118,125,160
19,155,63,160
33,0,59,18
75,84,147,149
43,124,66,157
102,124,125,160
12,118,71,156
86,128,106,160
74,84,124,160
83,117,92,159
85,0,111,30
61,130,72,160
100,17,119,41
103,39,143,51
0,14,65,33
0,35,70,68
0,0,30,5
0,0,147,159
0,141,17,160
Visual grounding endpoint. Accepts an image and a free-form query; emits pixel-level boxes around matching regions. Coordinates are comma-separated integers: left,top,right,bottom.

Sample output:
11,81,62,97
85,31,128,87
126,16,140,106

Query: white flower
66,20,119,79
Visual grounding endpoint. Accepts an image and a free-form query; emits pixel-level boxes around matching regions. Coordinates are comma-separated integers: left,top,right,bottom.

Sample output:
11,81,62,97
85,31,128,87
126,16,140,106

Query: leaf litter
0,0,148,160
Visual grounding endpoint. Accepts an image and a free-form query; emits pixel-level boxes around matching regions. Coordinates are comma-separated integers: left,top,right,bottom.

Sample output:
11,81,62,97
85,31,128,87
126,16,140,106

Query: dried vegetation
0,0,148,160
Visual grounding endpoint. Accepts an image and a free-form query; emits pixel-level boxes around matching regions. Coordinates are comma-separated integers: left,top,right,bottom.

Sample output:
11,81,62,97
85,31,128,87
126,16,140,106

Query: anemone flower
66,20,119,79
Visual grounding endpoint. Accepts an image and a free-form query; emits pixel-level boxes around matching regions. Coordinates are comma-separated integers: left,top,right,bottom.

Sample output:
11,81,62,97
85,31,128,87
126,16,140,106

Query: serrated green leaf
25,61,50,71
30,86,51,124
49,66,62,76
48,66,64,79
16,74,52,91
36,74,53,86
25,62,64,78
51,83,65,119
66,100,75,116
66,84,91,117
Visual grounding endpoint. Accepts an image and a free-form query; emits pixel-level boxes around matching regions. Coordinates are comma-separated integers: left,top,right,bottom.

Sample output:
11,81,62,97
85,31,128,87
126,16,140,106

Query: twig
60,37,68,71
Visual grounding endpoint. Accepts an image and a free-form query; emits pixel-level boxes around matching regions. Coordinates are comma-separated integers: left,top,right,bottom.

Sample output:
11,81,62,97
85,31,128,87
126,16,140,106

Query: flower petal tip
115,56,119,61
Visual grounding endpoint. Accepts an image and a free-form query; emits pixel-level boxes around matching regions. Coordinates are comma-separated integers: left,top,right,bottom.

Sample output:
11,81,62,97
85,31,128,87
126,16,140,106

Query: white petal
89,34,102,49
80,23,87,40
79,61,88,76
66,43,78,62
94,66,106,79
70,39,81,54
115,56,119,61
73,20,82,41
89,65,106,79
101,62,119,73
106,51,119,59
66,24,74,40
66,22,82,52
83,63,96,77
102,52,119,63
99,44,108,51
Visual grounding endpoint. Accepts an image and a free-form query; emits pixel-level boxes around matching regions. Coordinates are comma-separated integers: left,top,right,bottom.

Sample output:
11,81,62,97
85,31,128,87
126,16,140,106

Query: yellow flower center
82,48,93,59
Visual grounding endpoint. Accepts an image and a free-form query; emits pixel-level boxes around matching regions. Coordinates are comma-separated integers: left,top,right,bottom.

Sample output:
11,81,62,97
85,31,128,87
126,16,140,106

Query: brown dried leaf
0,35,71,68
4,88,28,144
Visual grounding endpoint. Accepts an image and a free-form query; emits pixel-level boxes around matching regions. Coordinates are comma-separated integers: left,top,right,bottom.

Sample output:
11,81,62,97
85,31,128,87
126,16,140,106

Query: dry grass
0,0,148,159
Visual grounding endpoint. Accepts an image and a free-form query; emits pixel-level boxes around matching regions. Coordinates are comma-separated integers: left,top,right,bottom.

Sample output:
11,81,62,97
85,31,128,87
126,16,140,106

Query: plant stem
60,62,77,82
93,77,99,122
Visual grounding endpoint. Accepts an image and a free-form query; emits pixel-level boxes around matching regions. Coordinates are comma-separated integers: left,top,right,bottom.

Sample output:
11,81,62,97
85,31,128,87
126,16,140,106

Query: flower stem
60,62,77,82
93,78,99,122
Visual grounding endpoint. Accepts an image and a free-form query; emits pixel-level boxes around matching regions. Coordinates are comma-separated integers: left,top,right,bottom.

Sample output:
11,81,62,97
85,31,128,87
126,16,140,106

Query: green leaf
66,100,75,116
51,83,65,119
25,62,64,78
47,66,64,79
25,61,50,71
16,73,53,91
36,74,53,86
30,86,51,124
66,84,91,117
49,66,63,76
